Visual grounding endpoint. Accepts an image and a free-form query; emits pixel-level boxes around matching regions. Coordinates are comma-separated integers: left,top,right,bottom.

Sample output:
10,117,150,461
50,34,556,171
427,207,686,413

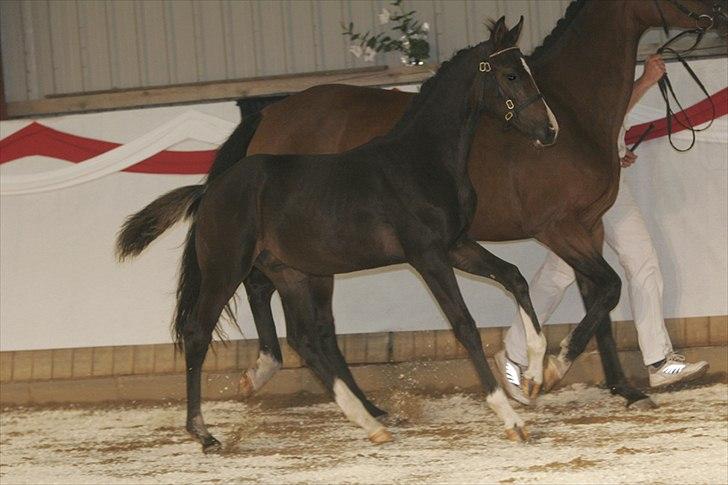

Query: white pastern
519,307,547,384
333,378,384,435
521,57,559,135
486,388,524,429
558,331,573,363
247,352,281,390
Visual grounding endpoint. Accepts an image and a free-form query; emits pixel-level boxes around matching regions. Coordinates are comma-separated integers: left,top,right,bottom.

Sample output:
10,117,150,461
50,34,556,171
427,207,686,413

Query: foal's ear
490,16,508,46
502,16,524,46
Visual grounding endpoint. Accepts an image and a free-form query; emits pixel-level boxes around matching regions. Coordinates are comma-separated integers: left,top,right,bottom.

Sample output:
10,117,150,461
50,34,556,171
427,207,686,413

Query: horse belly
261,222,405,275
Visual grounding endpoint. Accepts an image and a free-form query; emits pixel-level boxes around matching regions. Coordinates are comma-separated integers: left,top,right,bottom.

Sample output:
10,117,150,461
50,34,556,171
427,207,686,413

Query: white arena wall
1,59,726,352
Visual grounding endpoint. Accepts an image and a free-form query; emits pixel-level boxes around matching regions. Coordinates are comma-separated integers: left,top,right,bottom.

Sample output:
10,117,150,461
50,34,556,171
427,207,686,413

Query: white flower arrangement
342,0,431,66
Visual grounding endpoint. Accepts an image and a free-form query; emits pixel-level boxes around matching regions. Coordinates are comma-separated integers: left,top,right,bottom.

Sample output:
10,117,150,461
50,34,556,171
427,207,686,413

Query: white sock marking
486,388,524,429
519,307,547,384
333,378,384,435
246,352,281,390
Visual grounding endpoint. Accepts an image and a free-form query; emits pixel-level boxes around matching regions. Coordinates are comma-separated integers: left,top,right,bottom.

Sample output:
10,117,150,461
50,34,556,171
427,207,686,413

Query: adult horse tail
115,110,264,261
206,110,263,183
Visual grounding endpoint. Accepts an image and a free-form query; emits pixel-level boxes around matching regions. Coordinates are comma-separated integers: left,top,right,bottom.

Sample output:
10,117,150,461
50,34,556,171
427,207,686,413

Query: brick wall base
1,317,726,405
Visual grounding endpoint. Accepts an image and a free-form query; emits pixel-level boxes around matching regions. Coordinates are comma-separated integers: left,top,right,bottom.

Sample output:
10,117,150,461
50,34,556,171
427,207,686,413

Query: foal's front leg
449,239,546,399
409,249,529,442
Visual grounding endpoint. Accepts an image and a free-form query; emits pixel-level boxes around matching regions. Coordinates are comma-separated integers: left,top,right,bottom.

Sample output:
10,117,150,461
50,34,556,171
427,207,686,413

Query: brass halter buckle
505,99,515,121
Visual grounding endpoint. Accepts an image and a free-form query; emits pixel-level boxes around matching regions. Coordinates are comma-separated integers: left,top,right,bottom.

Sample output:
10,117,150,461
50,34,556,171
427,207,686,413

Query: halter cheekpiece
479,46,543,123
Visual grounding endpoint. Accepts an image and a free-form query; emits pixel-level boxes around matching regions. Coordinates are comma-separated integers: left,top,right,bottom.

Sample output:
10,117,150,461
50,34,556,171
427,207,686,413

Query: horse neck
390,65,484,180
533,1,647,153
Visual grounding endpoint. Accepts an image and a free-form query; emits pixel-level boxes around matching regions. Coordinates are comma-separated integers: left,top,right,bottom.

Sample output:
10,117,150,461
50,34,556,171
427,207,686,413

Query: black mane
529,0,588,61
385,43,484,135
416,45,478,101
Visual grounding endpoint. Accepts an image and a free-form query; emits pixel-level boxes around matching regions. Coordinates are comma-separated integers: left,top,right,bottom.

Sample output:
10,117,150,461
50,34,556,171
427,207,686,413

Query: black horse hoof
202,436,222,454
372,407,388,419
627,396,658,410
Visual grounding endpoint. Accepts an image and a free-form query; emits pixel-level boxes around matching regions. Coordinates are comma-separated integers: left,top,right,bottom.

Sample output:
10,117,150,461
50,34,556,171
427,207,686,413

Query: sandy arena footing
1,382,726,484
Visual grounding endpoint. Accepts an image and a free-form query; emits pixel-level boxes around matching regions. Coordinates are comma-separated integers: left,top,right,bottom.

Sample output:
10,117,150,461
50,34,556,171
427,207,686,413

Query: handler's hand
642,54,666,86
621,149,637,168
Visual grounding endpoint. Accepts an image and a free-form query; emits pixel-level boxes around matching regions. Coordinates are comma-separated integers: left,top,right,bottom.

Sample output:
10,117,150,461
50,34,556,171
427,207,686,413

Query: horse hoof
505,425,530,443
542,355,567,392
371,407,389,419
202,436,222,454
521,378,542,400
627,397,658,410
369,428,394,445
239,371,255,398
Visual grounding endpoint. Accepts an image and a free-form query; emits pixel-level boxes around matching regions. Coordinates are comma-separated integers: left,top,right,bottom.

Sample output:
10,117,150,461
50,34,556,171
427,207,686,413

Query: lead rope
652,0,717,152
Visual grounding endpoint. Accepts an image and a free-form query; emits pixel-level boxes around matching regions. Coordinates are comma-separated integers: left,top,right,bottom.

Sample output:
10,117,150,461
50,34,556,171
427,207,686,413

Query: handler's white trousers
504,178,674,366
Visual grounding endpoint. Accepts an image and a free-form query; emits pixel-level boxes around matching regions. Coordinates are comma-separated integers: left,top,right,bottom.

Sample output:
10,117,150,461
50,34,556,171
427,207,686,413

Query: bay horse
209,0,727,410
117,19,558,452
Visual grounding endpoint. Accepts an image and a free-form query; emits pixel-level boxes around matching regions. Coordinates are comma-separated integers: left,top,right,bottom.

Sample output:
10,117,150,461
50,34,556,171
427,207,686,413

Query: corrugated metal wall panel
137,0,171,87
0,0,578,103
166,0,198,84
78,1,113,92
1,0,28,102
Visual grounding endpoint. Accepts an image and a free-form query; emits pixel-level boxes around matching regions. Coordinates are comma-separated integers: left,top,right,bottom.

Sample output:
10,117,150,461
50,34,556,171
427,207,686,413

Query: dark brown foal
118,18,557,452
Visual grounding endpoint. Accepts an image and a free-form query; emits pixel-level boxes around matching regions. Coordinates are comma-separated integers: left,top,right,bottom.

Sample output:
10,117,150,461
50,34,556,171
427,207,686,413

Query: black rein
651,0,720,152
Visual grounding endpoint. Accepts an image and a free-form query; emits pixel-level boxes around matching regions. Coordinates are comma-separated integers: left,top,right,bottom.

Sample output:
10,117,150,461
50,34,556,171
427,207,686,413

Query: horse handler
497,54,709,405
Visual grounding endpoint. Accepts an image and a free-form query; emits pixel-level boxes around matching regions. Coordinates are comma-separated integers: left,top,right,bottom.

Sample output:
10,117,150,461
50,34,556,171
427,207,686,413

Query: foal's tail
116,110,264,261
115,185,204,261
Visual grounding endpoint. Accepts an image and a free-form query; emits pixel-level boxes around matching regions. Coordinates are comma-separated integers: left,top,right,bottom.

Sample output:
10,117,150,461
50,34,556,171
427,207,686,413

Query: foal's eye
507,73,518,81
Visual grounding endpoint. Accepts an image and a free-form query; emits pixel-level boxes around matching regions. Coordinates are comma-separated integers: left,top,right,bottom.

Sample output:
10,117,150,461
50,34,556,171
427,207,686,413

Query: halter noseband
479,46,544,123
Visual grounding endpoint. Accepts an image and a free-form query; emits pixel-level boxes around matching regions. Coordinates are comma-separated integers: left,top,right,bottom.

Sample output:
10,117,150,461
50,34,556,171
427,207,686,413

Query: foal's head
473,17,559,146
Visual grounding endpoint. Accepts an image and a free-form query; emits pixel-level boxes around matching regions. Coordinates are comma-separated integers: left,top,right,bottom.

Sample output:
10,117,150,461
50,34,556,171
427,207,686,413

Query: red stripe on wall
2,89,726,175
625,87,728,145
0,122,215,174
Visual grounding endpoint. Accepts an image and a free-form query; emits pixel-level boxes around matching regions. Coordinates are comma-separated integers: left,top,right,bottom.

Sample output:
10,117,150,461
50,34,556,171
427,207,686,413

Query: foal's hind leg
309,275,388,418
260,262,390,443
409,249,528,442
241,265,387,417
449,239,546,399
239,267,283,397
183,272,245,452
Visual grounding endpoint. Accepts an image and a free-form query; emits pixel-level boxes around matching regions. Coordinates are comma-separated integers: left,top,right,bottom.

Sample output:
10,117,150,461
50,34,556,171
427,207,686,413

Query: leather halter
480,46,544,123
649,0,720,151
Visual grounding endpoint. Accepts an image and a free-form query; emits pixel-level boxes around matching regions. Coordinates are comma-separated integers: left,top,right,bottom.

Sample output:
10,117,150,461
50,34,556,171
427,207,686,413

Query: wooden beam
5,64,434,119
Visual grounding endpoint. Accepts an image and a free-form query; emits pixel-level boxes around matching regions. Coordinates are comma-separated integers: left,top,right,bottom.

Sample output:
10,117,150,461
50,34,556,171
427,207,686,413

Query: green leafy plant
342,0,431,65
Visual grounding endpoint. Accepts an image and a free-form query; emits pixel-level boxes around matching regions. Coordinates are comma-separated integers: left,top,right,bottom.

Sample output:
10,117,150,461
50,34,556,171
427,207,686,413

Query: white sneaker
494,350,530,405
649,353,709,388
